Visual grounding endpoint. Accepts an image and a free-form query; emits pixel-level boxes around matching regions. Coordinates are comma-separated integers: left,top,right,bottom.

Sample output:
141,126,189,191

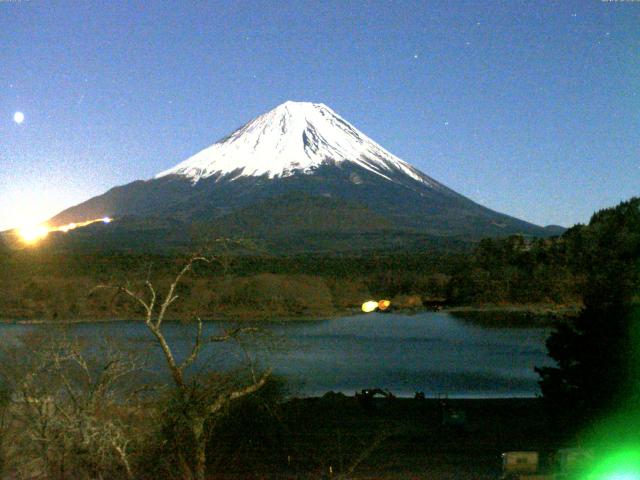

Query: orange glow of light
17,217,113,245
378,300,391,311
18,224,50,244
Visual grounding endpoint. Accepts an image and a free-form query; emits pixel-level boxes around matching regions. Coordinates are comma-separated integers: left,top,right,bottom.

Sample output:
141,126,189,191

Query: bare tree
0,331,142,480
101,255,271,480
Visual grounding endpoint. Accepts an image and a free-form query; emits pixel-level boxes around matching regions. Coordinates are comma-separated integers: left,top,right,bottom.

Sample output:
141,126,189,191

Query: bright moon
13,112,24,124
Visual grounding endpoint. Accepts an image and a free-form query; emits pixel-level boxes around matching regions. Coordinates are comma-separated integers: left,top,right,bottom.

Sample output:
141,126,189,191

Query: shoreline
0,302,579,325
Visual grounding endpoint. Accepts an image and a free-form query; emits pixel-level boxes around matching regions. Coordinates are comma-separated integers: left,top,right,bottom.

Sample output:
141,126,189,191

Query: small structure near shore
424,297,447,311
501,451,539,478
355,388,396,410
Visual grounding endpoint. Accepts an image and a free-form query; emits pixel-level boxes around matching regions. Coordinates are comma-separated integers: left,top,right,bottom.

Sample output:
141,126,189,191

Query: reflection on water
1,312,552,398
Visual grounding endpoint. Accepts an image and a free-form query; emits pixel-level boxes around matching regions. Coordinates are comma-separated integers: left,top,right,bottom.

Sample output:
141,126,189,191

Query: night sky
1,0,638,231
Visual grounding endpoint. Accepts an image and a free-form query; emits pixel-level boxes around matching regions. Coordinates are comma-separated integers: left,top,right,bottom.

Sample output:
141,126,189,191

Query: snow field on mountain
155,101,438,188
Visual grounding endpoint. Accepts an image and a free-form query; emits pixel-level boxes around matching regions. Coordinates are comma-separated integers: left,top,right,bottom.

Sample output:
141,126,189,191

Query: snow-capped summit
156,101,436,187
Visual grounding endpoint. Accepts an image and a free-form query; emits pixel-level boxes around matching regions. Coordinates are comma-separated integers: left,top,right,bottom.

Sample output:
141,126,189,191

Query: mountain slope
45,101,555,252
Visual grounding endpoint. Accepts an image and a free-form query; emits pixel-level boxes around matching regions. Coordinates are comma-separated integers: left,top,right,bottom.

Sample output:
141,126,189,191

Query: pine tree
536,198,640,430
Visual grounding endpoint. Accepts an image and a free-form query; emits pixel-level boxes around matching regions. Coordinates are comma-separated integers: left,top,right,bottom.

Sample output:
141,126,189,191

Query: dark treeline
446,231,584,305
2,198,637,321
0,217,607,321
0,251,574,322
537,197,640,439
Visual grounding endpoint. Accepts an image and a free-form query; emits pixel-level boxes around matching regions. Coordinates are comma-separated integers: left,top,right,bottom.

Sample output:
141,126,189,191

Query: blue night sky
1,0,638,231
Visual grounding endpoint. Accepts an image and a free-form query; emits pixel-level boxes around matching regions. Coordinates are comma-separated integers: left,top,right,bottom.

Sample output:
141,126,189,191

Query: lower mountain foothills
5,197,635,322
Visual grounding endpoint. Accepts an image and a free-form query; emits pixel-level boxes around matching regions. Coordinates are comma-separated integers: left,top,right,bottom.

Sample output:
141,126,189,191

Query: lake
1,311,553,398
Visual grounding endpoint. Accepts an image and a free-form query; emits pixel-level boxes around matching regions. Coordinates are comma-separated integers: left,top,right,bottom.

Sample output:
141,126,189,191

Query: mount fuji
41,101,556,253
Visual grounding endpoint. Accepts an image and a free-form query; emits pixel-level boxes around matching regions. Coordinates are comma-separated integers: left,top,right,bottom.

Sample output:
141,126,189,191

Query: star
413,54,419,59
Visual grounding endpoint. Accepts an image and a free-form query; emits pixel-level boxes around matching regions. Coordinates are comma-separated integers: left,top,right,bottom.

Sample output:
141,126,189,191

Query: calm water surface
1,312,552,398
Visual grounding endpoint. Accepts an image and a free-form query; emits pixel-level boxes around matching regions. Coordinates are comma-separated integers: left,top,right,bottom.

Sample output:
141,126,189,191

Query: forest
0,216,592,322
